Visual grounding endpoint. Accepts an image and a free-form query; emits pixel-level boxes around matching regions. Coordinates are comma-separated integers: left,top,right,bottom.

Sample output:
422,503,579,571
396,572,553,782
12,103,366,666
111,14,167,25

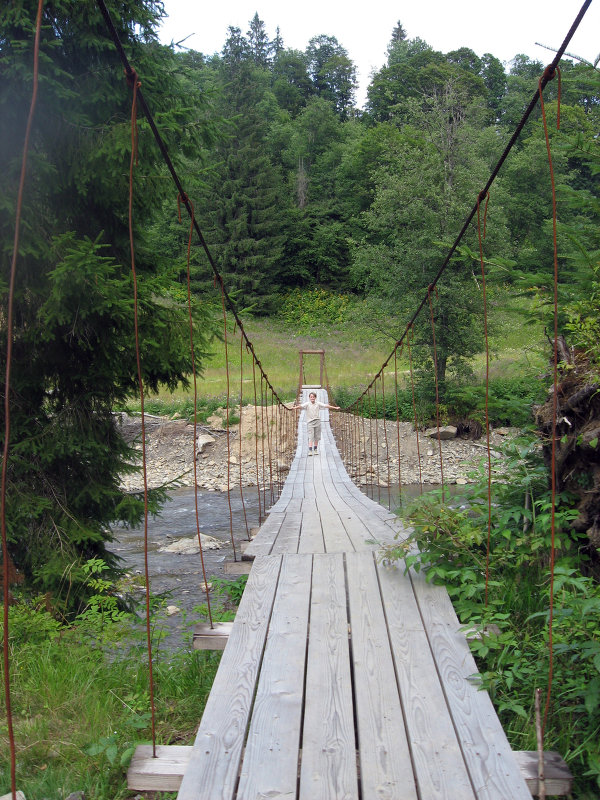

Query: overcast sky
157,0,599,106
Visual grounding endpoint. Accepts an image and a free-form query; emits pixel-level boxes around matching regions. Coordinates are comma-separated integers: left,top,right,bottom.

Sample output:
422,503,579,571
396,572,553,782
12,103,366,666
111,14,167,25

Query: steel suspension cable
335,0,592,413
125,67,157,755
539,65,562,735
178,194,214,628
477,194,494,608
95,0,290,413
2,4,45,794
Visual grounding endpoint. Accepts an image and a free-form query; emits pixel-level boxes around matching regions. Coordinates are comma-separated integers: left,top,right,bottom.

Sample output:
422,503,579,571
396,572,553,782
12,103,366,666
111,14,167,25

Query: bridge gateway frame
297,349,325,396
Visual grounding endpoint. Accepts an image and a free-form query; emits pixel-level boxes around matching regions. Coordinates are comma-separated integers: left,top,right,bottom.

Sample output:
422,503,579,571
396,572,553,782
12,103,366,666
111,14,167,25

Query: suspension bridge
2,1,591,798
127,387,569,798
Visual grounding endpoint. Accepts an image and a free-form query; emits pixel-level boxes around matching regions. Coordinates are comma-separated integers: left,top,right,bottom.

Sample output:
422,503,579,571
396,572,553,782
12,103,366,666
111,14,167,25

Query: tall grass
0,599,220,799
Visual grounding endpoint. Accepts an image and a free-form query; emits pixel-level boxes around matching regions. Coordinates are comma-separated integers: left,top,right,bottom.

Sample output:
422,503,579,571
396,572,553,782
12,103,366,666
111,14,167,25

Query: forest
1,0,599,797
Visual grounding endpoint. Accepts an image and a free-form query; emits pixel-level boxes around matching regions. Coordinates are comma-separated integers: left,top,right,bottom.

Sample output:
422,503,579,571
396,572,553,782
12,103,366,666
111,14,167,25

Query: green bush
383,434,600,796
334,372,548,429
278,287,356,331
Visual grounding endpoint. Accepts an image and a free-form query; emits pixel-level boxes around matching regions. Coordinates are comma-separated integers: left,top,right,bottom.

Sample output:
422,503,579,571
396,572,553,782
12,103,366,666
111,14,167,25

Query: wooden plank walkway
176,390,532,800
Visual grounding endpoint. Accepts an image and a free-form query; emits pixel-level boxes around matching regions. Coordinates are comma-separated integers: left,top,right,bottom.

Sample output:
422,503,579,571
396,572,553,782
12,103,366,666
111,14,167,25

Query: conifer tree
0,0,216,609
193,51,288,311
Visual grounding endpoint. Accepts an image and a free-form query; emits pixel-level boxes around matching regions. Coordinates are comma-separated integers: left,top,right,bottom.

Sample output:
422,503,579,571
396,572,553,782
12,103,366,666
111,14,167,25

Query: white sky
157,0,599,107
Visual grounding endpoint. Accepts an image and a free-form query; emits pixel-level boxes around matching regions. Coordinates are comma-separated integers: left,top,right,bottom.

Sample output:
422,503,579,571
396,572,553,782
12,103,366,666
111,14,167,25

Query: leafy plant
383,433,600,795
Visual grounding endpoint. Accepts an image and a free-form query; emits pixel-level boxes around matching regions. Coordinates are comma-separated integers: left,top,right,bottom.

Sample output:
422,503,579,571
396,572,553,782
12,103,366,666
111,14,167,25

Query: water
109,487,261,648
110,482,448,648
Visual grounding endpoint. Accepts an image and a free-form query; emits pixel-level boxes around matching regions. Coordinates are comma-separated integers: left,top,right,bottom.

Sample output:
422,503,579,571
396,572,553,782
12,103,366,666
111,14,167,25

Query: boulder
159,534,224,553
425,425,457,440
196,433,216,453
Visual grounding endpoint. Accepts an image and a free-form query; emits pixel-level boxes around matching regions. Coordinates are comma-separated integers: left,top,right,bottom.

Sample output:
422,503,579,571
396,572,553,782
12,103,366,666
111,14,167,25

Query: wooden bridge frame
297,348,325,395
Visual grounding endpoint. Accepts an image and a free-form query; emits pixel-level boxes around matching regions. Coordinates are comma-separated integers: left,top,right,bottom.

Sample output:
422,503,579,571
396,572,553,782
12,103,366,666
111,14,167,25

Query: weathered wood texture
129,744,571,796
128,745,192,791
512,751,573,796
175,554,532,800
172,393,535,800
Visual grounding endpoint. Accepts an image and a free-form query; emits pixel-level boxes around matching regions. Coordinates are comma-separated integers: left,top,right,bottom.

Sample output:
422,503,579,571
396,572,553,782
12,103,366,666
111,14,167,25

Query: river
109,483,439,648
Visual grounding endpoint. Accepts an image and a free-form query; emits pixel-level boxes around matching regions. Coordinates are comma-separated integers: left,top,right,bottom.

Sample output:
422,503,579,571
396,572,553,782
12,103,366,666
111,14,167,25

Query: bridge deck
176,392,531,800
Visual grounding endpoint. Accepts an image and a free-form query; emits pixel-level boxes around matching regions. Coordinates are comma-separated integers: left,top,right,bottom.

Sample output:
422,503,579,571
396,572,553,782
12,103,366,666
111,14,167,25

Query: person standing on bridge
293,391,340,456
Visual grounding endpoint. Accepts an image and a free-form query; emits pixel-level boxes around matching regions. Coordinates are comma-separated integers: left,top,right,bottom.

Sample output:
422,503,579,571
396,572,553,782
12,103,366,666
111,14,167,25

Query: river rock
159,534,224,553
425,425,457,440
0,793,26,800
166,605,180,616
197,433,216,453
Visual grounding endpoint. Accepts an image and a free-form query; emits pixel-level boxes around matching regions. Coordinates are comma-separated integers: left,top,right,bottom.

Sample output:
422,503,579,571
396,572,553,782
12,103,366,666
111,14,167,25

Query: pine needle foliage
1,0,219,611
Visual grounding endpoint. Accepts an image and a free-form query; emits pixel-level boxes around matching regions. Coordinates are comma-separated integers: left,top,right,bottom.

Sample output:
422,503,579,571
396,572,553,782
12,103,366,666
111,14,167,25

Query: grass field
122,291,547,416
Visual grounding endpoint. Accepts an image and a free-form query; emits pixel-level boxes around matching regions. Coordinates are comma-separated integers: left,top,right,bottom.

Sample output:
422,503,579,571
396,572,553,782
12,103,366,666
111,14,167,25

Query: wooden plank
193,621,233,651
377,561,477,800
346,552,418,799
409,567,532,800
333,484,400,547
312,454,357,553
128,744,191,791
300,553,359,800
177,555,282,800
321,480,381,551
223,560,252,575
298,498,325,553
512,751,572,796
243,512,286,558
270,511,302,554
237,554,312,799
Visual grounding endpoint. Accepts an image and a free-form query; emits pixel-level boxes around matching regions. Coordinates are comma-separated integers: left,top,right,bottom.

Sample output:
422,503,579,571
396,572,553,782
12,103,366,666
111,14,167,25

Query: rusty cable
427,287,446,502
252,356,262,524
539,66,561,736
477,194,493,608
95,0,291,411
332,0,592,410
394,347,403,506
238,333,249,538
125,67,157,756
374,380,381,505
177,194,214,628
219,282,236,560
260,376,267,512
381,371,391,510
2,3,45,793
407,328,423,494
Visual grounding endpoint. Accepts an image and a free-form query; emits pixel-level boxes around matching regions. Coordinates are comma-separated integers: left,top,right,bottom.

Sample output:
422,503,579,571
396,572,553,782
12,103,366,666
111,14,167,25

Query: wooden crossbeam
127,745,573,795
128,745,192,792
192,621,233,650
513,751,573,797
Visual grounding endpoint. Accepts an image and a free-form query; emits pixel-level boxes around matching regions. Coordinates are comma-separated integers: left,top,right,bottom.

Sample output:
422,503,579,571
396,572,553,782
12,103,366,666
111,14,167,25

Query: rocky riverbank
117,410,514,493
